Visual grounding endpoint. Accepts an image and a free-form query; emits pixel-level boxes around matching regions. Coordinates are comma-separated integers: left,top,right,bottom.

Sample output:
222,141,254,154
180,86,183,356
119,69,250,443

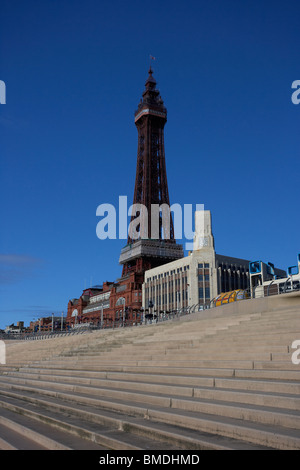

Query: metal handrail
267,279,275,296
283,277,291,293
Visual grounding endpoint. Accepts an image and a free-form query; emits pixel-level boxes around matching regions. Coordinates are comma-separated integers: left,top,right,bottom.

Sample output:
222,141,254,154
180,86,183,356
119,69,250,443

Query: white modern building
142,211,251,313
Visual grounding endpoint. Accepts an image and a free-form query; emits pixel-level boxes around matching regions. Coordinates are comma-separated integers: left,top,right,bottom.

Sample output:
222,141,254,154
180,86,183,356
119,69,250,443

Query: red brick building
67,275,144,328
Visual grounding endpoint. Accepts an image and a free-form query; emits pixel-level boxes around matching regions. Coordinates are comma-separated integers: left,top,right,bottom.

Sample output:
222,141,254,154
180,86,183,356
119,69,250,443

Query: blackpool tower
119,67,183,277
67,67,184,327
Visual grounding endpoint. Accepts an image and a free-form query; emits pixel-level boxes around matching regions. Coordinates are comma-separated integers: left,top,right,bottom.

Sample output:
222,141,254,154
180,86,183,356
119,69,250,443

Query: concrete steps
0,393,178,451
0,376,298,450
0,368,299,413
0,406,103,450
0,296,299,450
4,365,300,395
0,389,270,451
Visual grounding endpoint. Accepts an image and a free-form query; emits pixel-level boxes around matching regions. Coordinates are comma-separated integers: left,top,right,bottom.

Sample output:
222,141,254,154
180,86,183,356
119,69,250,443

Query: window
205,274,209,281
204,263,209,268
198,274,203,281
116,297,125,306
198,263,203,269
199,287,203,299
205,287,210,298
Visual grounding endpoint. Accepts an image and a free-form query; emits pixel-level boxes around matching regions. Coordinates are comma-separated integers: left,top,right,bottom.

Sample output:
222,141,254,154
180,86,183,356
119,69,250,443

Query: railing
253,277,300,298
0,306,201,340
0,326,94,341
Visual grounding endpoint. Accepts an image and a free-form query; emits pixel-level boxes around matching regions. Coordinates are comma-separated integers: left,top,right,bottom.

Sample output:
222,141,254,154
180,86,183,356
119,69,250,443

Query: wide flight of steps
0,295,299,450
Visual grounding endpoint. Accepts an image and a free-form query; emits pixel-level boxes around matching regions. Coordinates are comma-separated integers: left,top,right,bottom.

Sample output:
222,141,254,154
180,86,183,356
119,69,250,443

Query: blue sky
0,0,299,329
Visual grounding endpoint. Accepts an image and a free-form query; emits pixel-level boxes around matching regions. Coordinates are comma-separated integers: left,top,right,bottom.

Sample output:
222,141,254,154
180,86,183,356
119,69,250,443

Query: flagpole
149,54,156,69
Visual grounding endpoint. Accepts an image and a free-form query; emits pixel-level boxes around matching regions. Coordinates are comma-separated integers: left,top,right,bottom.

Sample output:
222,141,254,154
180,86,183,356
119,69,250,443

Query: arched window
116,297,125,306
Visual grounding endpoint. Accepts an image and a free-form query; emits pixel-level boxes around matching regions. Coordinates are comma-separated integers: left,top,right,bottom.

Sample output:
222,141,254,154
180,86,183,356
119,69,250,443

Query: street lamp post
123,299,126,327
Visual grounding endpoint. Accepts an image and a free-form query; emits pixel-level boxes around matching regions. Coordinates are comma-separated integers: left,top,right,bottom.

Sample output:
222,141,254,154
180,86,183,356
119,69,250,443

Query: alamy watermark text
96,197,204,250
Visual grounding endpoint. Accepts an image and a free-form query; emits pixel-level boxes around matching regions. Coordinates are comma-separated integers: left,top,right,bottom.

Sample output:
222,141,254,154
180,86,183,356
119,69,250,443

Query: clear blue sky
0,0,299,329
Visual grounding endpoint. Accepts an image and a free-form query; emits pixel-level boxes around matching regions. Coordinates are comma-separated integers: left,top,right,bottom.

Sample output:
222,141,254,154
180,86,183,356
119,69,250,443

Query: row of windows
90,292,110,304
145,274,189,308
218,263,249,272
83,302,110,314
199,262,210,301
145,275,188,293
146,265,190,283
220,270,249,291
150,289,189,307
146,264,214,284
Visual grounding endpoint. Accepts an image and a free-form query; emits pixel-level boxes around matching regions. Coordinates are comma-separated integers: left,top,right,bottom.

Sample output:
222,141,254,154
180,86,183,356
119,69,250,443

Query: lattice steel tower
119,67,183,276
